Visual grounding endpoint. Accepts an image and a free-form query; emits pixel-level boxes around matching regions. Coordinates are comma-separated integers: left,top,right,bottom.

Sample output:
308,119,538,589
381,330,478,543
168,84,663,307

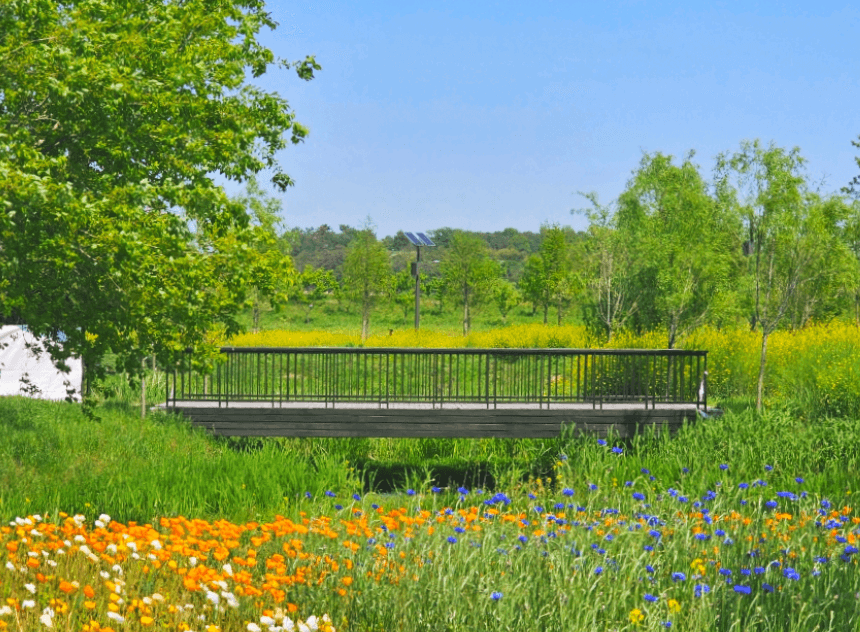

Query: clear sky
238,1,860,238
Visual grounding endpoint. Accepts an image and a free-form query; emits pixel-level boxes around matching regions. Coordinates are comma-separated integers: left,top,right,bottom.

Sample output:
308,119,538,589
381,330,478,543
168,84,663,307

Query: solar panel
403,232,422,246
416,232,435,247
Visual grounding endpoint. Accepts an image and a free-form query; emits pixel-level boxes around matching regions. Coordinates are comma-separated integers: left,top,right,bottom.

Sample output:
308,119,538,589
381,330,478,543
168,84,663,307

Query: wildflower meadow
1,321,859,631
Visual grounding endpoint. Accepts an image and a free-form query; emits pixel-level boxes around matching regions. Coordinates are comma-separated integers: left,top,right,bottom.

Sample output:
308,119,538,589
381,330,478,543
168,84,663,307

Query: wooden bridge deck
162,401,716,438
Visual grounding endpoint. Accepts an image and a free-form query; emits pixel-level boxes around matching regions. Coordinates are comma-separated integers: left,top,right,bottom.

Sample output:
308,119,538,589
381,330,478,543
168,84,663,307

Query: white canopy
0,325,82,402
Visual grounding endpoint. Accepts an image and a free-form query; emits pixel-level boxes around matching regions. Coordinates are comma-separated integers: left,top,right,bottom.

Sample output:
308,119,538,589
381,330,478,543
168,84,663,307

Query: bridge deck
162,401,716,438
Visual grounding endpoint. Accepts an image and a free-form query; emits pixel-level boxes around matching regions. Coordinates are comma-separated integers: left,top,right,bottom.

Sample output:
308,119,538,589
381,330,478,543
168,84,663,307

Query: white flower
151,593,165,602
247,624,262,632
107,544,118,554
142,597,152,606
188,556,197,567
28,551,39,557
0,605,13,616
94,520,106,529
298,621,310,632
46,560,57,567
25,583,36,594
222,563,233,576
306,616,319,631
39,612,54,628
22,600,36,609
72,514,85,525
283,619,295,632
98,513,111,524
106,612,125,624
4,561,14,572
100,571,111,579
74,535,86,544
112,564,123,575
149,539,162,550
259,616,275,626
127,542,138,552
30,529,43,537
205,591,220,605
32,514,42,522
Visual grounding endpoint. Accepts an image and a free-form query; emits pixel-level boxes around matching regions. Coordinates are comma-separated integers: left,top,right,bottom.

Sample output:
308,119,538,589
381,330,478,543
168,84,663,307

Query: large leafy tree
0,0,317,382
615,152,742,348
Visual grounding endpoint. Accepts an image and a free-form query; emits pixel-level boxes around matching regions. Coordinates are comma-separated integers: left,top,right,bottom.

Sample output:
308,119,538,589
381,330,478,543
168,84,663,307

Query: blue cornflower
648,529,661,538
407,489,416,496
518,535,528,544
694,533,710,541
821,499,832,509
372,503,380,509
611,446,623,455
738,482,749,489
594,566,603,575
672,572,686,582
644,594,658,603
765,500,778,509
641,468,650,475
662,622,673,629
845,545,859,556
719,464,729,470
754,566,765,574
740,568,751,576
457,487,469,495
633,492,646,501
682,467,690,474
491,592,503,601
645,565,655,574
559,454,568,461
776,491,797,500
528,493,537,500
764,465,773,471
678,496,689,503
733,585,751,595
694,584,710,597
352,493,361,501
597,439,607,446
304,491,312,499
431,486,442,493
795,477,804,484
385,542,394,549
625,481,633,487
534,506,544,513
762,583,774,593
325,490,336,498
447,536,457,544
334,504,343,510
644,545,654,551
562,488,575,497
715,529,726,537
719,568,732,577
783,567,800,581
454,527,465,534
589,484,598,491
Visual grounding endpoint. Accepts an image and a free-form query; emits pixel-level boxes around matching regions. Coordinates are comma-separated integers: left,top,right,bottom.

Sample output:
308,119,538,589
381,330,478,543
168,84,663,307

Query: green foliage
440,231,501,336
342,226,391,341
519,224,579,325
0,0,317,381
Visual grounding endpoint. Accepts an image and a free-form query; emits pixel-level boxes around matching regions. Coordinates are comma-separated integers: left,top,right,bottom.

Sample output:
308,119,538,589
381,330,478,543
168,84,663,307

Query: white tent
0,325,82,402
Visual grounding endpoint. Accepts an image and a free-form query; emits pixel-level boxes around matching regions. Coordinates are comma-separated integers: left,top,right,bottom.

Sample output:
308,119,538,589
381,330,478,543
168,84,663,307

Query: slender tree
342,226,391,341
715,140,852,411
519,225,578,325
440,231,499,336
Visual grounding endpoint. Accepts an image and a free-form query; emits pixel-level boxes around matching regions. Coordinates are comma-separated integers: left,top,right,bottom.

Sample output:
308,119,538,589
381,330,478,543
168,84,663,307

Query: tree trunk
361,296,370,341
543,303,548,325
462,285,470,336
756,328,769,412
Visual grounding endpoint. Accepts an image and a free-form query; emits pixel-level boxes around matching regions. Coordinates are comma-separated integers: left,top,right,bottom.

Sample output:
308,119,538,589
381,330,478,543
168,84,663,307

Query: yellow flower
629,608,645,625
668,599,681,613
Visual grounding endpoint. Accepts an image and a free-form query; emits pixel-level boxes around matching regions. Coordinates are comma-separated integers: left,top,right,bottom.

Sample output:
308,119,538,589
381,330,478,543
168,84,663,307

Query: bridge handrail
166,347,708,412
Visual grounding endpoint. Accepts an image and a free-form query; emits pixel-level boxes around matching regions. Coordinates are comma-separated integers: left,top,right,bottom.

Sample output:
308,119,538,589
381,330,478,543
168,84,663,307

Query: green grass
2,393,858,525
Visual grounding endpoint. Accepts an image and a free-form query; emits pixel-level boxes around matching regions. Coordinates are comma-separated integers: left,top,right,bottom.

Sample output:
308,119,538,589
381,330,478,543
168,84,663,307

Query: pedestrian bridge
162,347,716,438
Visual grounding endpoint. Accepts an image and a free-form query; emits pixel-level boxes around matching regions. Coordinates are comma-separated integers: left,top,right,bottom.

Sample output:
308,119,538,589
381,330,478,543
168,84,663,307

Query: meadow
1,321,858,631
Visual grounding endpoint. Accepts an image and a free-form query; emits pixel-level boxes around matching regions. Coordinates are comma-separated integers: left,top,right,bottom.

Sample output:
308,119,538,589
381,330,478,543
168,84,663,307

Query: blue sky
239,1,860,238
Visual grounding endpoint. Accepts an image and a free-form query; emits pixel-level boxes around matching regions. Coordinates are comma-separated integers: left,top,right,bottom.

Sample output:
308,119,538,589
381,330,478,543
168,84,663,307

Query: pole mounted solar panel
404,232,422,246
415,232,435,247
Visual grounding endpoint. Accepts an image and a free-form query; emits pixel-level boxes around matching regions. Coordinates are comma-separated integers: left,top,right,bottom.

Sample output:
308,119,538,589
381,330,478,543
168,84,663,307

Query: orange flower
140,616,154,627
58,580,77,594
83,585,96,599
341,576,353,586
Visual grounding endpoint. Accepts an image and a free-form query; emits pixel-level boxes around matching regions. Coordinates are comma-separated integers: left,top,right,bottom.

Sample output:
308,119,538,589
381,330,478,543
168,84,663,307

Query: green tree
0,0,318,383
342,226,391,341
519,224,578,325
295,266,339,324
573,194,641,342
615,152,742,348
844,134,860,198
491,279,521,325
715,140,853,411
440,231,500,336
232,177,296,332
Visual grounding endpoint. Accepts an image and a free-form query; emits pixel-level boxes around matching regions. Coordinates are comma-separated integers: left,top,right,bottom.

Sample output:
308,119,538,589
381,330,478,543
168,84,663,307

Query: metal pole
414,245,421,330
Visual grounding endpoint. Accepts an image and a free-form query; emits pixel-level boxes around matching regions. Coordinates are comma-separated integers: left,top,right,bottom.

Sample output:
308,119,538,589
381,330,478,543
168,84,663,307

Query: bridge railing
166,347,708,411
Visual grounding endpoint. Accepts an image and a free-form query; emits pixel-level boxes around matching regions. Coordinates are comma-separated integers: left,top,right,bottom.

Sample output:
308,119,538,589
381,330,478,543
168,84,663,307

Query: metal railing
166,347,709,411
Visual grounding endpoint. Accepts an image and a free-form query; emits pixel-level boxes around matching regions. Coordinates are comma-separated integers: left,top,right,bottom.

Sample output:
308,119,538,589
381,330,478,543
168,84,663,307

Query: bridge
161,347,715,438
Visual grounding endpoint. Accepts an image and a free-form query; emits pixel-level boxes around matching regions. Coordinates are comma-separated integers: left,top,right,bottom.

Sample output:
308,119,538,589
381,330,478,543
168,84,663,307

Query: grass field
1,321,858,630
